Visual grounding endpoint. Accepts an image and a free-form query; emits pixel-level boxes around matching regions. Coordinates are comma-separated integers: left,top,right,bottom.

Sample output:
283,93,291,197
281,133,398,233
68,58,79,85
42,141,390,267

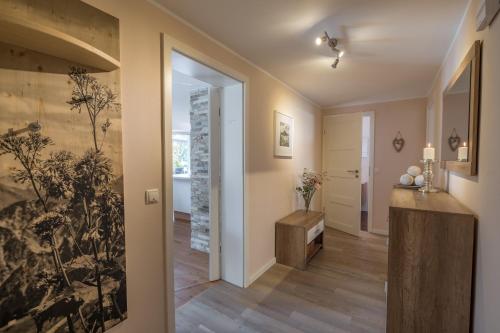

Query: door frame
209,87,221,281
160,33,249,332
363,111,375,233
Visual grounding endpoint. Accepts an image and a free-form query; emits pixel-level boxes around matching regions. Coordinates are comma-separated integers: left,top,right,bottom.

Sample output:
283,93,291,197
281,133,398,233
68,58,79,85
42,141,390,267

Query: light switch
145,189,160,205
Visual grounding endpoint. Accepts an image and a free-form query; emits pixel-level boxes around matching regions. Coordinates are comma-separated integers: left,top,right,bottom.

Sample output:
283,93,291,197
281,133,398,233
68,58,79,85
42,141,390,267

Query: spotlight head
338,50,345,58
331,57,340,69
315,37,322,45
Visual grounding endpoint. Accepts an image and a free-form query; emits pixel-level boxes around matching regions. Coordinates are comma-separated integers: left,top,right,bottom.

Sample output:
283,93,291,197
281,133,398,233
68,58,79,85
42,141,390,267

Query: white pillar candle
423,143,435,161
458,142,468,161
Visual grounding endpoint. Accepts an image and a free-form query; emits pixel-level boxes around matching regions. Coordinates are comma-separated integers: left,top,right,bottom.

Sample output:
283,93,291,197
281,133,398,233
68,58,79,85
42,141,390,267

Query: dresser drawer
307,219,324,244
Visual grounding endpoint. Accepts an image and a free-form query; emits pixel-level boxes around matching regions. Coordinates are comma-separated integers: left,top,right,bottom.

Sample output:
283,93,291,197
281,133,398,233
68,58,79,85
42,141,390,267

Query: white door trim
363,111,375,233
209,87,221,281
161,33,249,333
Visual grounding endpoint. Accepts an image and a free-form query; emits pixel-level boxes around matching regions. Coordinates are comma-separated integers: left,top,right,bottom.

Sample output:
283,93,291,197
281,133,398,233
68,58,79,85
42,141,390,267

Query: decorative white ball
400,174,414,186
415,175,425,186
407,165,422,177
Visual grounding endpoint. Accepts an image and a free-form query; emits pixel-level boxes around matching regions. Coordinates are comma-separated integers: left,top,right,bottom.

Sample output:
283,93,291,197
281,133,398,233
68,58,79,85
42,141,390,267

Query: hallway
176,228,388,332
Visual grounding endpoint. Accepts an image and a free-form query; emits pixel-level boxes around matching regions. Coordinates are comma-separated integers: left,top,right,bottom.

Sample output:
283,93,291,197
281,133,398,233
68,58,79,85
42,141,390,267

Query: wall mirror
441,40,481,176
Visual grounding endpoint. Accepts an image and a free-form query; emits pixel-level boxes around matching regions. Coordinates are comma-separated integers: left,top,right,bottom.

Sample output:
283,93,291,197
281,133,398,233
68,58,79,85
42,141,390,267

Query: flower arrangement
296,169,323,212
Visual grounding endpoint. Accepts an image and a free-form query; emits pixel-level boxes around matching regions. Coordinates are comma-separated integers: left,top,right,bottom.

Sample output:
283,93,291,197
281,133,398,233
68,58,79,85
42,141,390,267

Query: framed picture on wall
274,111,294,158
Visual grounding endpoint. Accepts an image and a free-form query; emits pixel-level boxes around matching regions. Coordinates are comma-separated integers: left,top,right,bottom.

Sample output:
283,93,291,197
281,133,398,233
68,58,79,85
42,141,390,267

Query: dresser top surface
276,210,324,228
390,189,474,216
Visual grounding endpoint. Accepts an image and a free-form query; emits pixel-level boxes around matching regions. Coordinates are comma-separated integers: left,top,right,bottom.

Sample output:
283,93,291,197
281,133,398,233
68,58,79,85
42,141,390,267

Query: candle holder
419,159,439,193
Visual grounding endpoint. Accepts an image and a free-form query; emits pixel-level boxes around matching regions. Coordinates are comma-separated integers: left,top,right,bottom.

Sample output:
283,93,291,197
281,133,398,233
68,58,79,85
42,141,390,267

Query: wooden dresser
275,210,324,270
387,189,476,333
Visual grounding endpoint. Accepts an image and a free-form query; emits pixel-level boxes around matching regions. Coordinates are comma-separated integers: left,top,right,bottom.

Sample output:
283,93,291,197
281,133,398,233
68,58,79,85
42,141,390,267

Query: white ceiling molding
325,94,429,110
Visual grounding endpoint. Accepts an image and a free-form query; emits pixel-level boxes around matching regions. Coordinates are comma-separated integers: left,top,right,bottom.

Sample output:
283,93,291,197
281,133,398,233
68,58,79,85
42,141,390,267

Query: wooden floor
174,220,213,308
176,227,388,332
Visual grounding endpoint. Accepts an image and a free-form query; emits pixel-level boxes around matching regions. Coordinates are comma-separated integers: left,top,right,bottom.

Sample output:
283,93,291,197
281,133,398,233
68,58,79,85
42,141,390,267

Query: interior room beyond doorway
170,50,245,308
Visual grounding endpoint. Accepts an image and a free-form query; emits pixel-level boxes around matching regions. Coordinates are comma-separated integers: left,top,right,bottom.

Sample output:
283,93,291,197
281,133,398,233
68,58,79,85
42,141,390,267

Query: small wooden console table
275,210,325,270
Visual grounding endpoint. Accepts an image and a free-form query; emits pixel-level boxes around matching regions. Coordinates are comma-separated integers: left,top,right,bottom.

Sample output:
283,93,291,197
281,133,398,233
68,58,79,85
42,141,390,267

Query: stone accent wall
190,88,210,253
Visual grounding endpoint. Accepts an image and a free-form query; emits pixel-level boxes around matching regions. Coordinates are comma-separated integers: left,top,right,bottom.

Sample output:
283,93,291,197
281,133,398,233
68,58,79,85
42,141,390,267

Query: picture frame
441,40,481,176
274,111,294,158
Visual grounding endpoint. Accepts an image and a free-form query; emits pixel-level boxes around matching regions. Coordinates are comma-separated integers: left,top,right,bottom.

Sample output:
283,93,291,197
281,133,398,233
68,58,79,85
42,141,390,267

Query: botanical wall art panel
0,1,126,332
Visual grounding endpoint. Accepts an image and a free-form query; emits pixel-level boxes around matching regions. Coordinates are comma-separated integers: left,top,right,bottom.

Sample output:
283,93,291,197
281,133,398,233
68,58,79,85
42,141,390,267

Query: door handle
346,170,359,178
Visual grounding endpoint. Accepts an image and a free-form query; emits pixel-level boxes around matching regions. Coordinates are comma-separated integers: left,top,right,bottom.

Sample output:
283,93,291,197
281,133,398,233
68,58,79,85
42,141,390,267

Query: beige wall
427,0,500,331
324,98,427,233
83,0,322,332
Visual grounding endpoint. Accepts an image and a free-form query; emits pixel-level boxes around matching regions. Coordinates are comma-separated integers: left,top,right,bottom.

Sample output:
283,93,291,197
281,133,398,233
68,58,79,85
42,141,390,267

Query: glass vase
304,196,311,212
303,190,315,213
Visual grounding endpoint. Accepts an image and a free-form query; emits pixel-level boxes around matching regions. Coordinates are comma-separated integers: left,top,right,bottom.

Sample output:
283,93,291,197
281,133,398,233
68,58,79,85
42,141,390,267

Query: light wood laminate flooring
174,220,214,309
176,227,388,332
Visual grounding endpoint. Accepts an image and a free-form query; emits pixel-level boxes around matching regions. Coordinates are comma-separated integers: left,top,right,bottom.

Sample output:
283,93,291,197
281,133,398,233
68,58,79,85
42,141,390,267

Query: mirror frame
442,40,481,176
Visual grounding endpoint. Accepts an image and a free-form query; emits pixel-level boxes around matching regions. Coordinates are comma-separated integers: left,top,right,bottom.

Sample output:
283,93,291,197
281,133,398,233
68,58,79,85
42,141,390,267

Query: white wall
361,115,370,184
361,115,370,211
427,0,500,331
173,177,190,213
172,83,191,132
172,78,192,214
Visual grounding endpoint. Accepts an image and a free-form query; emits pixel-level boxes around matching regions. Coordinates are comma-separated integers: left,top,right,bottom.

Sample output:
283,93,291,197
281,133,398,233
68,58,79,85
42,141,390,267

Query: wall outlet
145,189,160,205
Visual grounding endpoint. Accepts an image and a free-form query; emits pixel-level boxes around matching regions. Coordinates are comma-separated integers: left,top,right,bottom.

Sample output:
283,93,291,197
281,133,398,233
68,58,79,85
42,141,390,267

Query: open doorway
172,71,210,308
360,112,374,233
170,50,245,309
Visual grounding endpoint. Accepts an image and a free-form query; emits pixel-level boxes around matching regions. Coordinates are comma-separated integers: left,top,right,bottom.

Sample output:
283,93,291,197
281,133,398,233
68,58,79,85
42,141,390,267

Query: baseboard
371,228,389,236
247,257,276,287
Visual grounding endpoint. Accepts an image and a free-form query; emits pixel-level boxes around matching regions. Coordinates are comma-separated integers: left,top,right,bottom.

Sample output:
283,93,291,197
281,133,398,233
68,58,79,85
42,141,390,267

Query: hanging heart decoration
392,131,405,153
448,128,461,152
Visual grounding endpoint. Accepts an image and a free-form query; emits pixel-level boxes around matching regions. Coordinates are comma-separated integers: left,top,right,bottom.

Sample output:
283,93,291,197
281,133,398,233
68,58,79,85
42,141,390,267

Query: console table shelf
276,210,324,270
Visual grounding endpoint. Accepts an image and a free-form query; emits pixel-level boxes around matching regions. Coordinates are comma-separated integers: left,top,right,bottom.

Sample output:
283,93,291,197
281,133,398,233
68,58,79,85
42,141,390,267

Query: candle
423,143,435,161
458,142,468,161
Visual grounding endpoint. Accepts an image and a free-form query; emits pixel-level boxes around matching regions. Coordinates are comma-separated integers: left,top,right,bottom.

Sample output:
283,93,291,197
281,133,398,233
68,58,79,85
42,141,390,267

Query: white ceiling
173,70,209,90
156,0,468,107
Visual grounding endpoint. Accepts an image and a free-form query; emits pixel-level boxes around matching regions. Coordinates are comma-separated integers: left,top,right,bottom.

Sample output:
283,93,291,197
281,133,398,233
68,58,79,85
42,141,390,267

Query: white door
209,87,221,281
323,113,362,236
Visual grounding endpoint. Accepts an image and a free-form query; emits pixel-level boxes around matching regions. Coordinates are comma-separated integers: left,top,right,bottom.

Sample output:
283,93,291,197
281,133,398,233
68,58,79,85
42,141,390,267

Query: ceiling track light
315,31,345,69
331,57,340,69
